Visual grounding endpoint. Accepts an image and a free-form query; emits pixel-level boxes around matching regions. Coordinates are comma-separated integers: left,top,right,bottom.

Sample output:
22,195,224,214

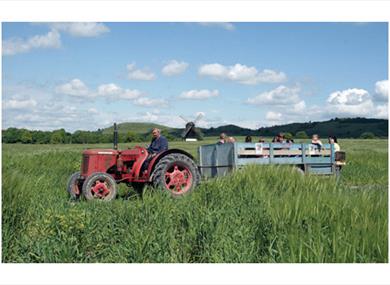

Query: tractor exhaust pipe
113,123,118,150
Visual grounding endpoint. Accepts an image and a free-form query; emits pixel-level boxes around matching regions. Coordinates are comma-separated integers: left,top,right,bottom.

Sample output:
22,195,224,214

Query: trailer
198,142,346,178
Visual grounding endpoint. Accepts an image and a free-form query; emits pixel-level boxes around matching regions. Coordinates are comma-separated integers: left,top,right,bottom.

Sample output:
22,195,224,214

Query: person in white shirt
328,136,341,152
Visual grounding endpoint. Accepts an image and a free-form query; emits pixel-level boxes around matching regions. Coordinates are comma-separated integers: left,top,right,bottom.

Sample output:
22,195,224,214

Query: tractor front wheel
67,171,83,200
82,172,118,201
151,153,200,197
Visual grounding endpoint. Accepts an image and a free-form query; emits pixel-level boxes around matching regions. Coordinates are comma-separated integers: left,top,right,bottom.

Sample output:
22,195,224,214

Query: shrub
295,131,309,139
360,132,376,139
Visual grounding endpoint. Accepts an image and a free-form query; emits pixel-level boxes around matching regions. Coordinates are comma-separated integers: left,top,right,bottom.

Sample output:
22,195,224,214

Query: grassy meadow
1,138,388,262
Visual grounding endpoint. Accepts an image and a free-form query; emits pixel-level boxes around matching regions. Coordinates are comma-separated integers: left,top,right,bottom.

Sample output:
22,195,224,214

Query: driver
142,128,169,174
147,128,168,156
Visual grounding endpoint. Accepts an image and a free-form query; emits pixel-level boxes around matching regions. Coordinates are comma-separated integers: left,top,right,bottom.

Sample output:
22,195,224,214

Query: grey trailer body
198,142,345,178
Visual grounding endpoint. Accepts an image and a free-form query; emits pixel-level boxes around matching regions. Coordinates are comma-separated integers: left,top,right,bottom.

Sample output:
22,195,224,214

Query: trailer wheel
294,166,305,176
66,171,82,200
82,172,117,201
152,153,200,197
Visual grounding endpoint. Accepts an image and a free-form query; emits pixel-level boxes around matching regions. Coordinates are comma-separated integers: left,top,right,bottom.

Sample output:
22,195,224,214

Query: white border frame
0,1,389,285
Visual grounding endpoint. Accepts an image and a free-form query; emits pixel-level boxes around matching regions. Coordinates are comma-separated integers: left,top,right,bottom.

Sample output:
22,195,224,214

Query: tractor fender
147,149,195,182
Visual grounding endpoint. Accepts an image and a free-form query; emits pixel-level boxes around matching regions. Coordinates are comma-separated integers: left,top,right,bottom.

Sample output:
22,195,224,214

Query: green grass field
2,138,388,262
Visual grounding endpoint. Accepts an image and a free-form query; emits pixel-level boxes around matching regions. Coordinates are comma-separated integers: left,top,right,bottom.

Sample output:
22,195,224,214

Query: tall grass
1,139,388,262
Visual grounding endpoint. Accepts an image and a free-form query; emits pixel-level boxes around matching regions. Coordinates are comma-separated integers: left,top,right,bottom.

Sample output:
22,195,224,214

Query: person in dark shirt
245,135,252,143
147,128,168,155
272,133,285,143
217,133,227,145
142,128,169,173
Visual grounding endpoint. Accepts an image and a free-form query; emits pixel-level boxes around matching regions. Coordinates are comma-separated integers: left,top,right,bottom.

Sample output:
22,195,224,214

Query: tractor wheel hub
164,165,192,193
91,181,110,198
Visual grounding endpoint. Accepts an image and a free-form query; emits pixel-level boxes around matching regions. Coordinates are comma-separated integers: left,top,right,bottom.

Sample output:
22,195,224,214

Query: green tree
283,132,293,141
99,133,113,143
161,130,176,141
20,129,33,144
295,131,309,139
2,128,21,143
360,132,376,139
31,131,50,144
50,129,66,144
125,131,142,142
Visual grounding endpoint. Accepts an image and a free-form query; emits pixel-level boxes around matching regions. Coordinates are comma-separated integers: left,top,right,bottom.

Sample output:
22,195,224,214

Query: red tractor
67,124,200,201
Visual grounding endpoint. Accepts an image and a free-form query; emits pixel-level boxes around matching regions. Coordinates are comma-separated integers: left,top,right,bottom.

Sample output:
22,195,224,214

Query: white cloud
88,108,98,114
375,104,388,119
3,82,118,131
133,97,167,107
4,100,95,131
141,111,159,122
326,88,375,117
3,98,37,109
198,22,235,31
56,81,144,101
327,88,370,105
119,89,144,100
179,89,219,100
48,22,109,37
127,63,156,81
3,22,109,56
97,83,122,96
3,30,61,56
247,85,301,105
98,83,143,100
291,100,306,113
55,79,90,97
198,63,286,85
162,60,189,76
374,80,388,101
266,111,282,121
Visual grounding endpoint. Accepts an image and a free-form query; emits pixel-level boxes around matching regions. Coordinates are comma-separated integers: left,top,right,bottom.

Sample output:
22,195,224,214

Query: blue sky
2,22,388,132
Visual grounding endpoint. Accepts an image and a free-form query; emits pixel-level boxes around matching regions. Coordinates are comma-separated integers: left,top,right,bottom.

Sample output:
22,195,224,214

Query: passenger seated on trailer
272,133,285,143
311,134,323,151
227,136,236,143
245,135,252,143
328,136,340,152
258,137,265,143
217,133,227,145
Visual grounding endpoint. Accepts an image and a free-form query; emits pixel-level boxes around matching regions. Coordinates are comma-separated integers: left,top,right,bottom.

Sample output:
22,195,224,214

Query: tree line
1,128,178,144
2,127,379,144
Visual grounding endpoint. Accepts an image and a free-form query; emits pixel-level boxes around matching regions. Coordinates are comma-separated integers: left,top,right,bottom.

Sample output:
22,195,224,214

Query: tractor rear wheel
151,153,200,197
67,171,83,200
82,172,118,201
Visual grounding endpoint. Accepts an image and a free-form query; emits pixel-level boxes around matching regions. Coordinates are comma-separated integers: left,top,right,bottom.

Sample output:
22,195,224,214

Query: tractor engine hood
83,149,119,155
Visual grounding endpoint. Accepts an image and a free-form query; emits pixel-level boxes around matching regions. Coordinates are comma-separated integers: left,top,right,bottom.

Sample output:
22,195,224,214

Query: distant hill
101,122,177,135
256,118,388,138
102,118,388,138
200,124,257,136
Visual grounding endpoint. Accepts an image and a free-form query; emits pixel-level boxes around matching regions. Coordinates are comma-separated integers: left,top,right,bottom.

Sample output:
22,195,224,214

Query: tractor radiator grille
82,155,89,173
